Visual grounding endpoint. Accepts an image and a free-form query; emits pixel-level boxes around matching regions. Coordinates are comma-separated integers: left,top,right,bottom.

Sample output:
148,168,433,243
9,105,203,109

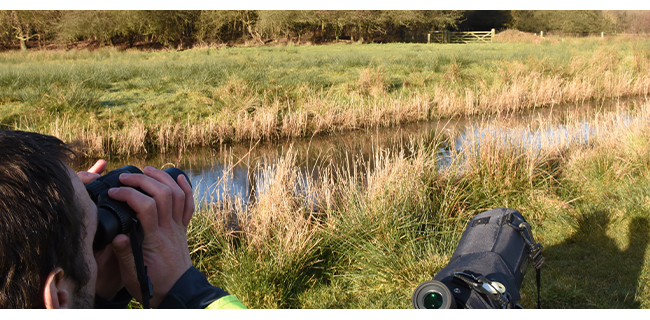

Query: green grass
533,126,650,308
5,38,650,308
2,37,650,157
181,101,650,308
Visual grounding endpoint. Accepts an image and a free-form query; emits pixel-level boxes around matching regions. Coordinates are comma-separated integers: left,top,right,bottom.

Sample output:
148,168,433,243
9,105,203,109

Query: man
0,130,245,309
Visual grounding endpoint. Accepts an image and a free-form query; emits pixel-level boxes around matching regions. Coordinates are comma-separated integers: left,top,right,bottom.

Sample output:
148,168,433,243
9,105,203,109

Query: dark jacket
95,267,246,309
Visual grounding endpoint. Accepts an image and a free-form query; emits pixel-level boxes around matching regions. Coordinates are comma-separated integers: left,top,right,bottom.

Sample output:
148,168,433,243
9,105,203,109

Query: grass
6,35,650,308
180,98,650,308
2,36,650,157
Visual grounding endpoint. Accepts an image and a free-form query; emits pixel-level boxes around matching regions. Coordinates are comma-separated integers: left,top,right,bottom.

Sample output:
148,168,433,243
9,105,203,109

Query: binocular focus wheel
412,280,456,309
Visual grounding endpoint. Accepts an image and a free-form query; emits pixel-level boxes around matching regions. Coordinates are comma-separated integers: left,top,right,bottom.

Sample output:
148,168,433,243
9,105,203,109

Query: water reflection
188,162,252,206
75,97,646,207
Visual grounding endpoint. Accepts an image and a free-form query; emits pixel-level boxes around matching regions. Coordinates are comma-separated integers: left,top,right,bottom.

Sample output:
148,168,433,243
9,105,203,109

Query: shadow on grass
100,98,136,108
0,113,20,129
542,210,649,308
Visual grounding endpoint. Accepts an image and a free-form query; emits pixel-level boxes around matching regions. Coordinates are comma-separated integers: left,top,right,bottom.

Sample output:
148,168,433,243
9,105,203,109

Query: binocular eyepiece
85,165,191,251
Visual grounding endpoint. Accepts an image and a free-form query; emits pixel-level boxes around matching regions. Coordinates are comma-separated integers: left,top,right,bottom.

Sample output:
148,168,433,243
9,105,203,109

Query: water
75,97,647,207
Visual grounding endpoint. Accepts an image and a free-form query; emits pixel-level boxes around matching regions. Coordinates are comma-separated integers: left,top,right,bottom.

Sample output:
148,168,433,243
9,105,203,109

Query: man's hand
77,159,106,184
77,160,126,301
107,166,195,308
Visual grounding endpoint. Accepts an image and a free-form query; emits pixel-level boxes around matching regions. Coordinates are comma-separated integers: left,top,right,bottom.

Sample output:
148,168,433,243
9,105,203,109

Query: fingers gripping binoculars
85,165,191,250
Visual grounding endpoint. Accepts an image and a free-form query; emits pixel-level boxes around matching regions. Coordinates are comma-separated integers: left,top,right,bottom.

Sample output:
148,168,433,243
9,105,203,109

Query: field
3,34,650,308
2,34,650,157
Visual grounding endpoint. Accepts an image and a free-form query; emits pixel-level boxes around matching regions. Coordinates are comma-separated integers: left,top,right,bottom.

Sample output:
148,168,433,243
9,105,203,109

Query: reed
2,39,650,158
182,99,650,308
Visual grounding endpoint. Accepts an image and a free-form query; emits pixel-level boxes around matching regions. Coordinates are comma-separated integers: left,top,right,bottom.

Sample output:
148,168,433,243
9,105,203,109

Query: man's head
0,130,97,308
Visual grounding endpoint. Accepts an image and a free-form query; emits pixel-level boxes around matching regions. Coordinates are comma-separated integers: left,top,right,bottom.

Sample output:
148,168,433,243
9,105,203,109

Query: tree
58,11,123,44
423,10,465,31
137,11,200,48
316,11,350,42
553,11,608,33
195,10,243,43
380,10,464,42
457,11,512,31
0,10,60,50
196,11,258,44
604,10,650,34
511,10,610,34
256,11,320,42
510,10,552,33
58,11,200,48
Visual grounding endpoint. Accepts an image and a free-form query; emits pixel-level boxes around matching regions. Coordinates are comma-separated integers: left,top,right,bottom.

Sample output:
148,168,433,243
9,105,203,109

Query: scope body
413,208,541,309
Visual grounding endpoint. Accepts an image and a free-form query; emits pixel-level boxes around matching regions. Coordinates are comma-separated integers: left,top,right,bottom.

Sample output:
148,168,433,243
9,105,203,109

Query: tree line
1,10,649,51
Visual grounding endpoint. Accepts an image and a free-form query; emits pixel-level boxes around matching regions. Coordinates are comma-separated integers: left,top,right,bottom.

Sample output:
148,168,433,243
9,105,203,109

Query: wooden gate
429,29,496,44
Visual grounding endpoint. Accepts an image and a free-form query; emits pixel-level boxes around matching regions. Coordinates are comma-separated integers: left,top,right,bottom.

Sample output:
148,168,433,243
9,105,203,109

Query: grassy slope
2,37,650,157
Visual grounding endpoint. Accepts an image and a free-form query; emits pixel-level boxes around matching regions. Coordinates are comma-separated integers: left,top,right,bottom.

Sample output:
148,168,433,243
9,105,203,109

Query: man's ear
43,267,72,309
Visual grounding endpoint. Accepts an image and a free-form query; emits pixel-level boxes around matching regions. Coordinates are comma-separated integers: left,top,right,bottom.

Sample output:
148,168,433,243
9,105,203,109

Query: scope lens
423,292,444,309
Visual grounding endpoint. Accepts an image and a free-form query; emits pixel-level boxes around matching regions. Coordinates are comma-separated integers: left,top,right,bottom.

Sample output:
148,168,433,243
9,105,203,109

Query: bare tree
0,10,59,50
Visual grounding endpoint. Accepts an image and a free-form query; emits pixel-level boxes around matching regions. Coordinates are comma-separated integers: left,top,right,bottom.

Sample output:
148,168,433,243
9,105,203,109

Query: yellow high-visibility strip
206,295,247,309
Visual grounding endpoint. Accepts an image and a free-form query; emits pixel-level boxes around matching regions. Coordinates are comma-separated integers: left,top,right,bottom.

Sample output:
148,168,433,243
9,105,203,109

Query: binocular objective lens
423,292,444,309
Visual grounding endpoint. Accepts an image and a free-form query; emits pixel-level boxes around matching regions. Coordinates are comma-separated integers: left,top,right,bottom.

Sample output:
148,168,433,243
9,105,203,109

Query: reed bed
182,99,650,308
2,39,650,157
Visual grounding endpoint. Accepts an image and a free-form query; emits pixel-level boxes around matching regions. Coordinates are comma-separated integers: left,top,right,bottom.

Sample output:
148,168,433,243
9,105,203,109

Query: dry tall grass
203,98,650,248
493,29,541,44
182,98,650,308
5,41,650,158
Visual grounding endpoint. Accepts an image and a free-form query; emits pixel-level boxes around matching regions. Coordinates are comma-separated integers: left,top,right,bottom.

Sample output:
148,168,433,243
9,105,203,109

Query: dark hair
0,130,90,308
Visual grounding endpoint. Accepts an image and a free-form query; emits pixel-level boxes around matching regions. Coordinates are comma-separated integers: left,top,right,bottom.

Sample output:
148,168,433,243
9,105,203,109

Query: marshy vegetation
2,35,650,158
182,98,650,308
3,33,650,308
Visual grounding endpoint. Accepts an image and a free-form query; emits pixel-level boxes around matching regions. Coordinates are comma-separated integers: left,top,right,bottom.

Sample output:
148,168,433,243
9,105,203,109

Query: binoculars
85,165,191,250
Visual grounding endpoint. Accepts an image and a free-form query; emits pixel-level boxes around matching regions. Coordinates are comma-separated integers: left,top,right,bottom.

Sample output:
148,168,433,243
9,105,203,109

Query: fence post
601,32,604,38
491,28,495,42
428,33,430,44
540,31,544,38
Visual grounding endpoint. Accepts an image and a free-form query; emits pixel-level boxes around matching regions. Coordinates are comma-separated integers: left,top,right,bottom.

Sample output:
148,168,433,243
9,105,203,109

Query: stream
75,97,647,208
